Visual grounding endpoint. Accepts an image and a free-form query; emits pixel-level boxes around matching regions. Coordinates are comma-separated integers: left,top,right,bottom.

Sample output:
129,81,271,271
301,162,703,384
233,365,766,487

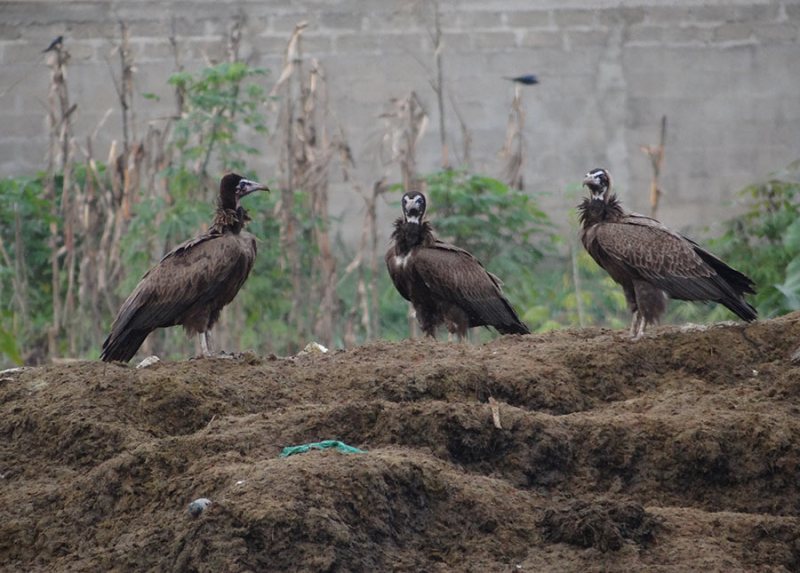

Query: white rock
136,355,161,369
187,498,212,518
298,342,329,356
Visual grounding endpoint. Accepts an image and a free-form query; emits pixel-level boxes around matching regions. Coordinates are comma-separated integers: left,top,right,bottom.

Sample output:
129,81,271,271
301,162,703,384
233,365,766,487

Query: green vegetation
0,176,50,364
668,163,800,325
712,164,800,316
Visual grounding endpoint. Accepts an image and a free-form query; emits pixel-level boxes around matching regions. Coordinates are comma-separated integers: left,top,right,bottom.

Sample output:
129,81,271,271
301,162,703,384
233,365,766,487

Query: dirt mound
2,315,800,572
540,499,659,552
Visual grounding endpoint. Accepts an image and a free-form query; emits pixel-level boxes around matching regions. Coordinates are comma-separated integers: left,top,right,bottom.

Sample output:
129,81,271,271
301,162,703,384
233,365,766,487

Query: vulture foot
199,331,213,357
629,312,647,341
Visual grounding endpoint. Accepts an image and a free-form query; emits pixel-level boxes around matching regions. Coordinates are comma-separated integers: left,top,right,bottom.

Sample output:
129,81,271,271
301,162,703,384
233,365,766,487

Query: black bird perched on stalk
578,168,757,340
386,189,530,339
42,35,63,53
101,173,268,362
505,74,538,86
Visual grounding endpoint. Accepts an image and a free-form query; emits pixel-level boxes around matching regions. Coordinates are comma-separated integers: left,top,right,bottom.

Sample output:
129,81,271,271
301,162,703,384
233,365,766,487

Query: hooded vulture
578,167,757,339
100,173,268,362
385,190,530,339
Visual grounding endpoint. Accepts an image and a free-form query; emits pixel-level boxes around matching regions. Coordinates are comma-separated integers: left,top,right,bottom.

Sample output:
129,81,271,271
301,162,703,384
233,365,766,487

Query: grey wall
1,0,799,236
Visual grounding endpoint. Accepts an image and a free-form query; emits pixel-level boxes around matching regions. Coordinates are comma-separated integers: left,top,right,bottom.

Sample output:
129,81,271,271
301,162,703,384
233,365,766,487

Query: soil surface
2,315,800,572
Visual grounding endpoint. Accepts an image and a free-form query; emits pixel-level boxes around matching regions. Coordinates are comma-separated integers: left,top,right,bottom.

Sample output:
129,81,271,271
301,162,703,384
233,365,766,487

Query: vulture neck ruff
578,194,625,227
391,218,435,255
211,204,249,234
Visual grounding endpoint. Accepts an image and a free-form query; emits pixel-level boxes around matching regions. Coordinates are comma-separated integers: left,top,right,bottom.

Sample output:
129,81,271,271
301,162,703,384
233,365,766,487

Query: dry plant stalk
379,92,428,193
0,221,28,336
273,23,307,345
379,92,429,337
45,42,75,358
340,176,388,345
500,84,525,190
273,24,346,348
117,21,135,162
488,397,502,429
569,238,586,328
364,178,388,338
641,115,667,218
448,90,472,168
300,61,342,347
429,0,448,168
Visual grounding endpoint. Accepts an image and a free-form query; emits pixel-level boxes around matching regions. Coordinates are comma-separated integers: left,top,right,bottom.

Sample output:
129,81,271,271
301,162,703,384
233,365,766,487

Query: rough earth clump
2,314,800,572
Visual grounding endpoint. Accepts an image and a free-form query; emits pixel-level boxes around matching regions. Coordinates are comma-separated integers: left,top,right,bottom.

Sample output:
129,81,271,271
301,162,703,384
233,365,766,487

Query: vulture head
219,173,269,210
583,168,612,202
402,191,427,224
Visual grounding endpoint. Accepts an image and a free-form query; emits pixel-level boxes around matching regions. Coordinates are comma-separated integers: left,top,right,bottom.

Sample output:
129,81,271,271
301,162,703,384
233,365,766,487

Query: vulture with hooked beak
578,167,757,339
386,189,530,339
101,173,268,362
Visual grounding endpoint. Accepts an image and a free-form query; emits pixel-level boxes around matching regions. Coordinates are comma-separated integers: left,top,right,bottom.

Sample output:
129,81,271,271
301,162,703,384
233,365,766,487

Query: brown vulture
578,167,757,339
385,190,530,339
100,173,268,362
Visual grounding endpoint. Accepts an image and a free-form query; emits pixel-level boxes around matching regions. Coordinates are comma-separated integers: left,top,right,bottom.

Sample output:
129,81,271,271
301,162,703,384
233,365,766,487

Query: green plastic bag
279,440,366,457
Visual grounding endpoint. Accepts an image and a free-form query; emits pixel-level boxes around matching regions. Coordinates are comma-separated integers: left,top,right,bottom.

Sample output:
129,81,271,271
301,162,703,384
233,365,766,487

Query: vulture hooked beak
236,179,270,198
583,173,607,201
405,206,422,220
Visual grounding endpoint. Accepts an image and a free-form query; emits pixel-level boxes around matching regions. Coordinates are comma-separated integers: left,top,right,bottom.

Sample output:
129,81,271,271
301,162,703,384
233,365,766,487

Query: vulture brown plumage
385,190,530,339
578,167,757,339
101,173,268,362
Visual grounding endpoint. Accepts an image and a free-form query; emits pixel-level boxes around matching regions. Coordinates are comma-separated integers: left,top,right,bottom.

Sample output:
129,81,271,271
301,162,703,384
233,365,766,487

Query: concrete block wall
0,0,798,237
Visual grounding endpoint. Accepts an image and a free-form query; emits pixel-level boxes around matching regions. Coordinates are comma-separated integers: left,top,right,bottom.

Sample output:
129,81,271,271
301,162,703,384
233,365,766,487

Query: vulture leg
199,331,213,357
631,314,647,341
446,331,468,343
629,311,641,338
630,281,667,340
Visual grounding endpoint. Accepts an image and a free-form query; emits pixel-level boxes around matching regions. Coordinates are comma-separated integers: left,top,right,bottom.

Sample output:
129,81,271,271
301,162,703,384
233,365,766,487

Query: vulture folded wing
411,243,529,333
593,221,756,319
160,230,221,262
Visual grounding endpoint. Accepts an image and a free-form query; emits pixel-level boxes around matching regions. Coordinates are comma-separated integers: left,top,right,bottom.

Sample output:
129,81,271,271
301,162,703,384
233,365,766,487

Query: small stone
136,355,160,369
187,498,212,518
0,367,26,376
306,342,329,354
296,342,329,356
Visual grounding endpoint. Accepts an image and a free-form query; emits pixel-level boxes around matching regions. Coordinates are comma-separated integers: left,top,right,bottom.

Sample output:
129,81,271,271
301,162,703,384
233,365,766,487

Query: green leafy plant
168,62,270,178
421,169,552,270
525,250,629,332
704,164,800,318
0,174,56,364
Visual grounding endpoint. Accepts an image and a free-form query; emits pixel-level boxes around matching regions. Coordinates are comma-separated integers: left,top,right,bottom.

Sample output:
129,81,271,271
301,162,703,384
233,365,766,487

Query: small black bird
101,173,268,362
386,189,530,339
578,168,757,340
505,74,538,86
42,35,64,53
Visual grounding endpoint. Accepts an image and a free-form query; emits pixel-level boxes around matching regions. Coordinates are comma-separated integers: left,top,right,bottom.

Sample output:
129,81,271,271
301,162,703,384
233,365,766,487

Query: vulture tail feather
100,329,150,363
495,320,531,335
484,298,531,335
694,247,758,321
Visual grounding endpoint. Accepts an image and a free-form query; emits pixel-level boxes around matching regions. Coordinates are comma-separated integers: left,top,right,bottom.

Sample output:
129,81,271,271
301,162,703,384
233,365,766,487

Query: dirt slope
2,315,800,572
